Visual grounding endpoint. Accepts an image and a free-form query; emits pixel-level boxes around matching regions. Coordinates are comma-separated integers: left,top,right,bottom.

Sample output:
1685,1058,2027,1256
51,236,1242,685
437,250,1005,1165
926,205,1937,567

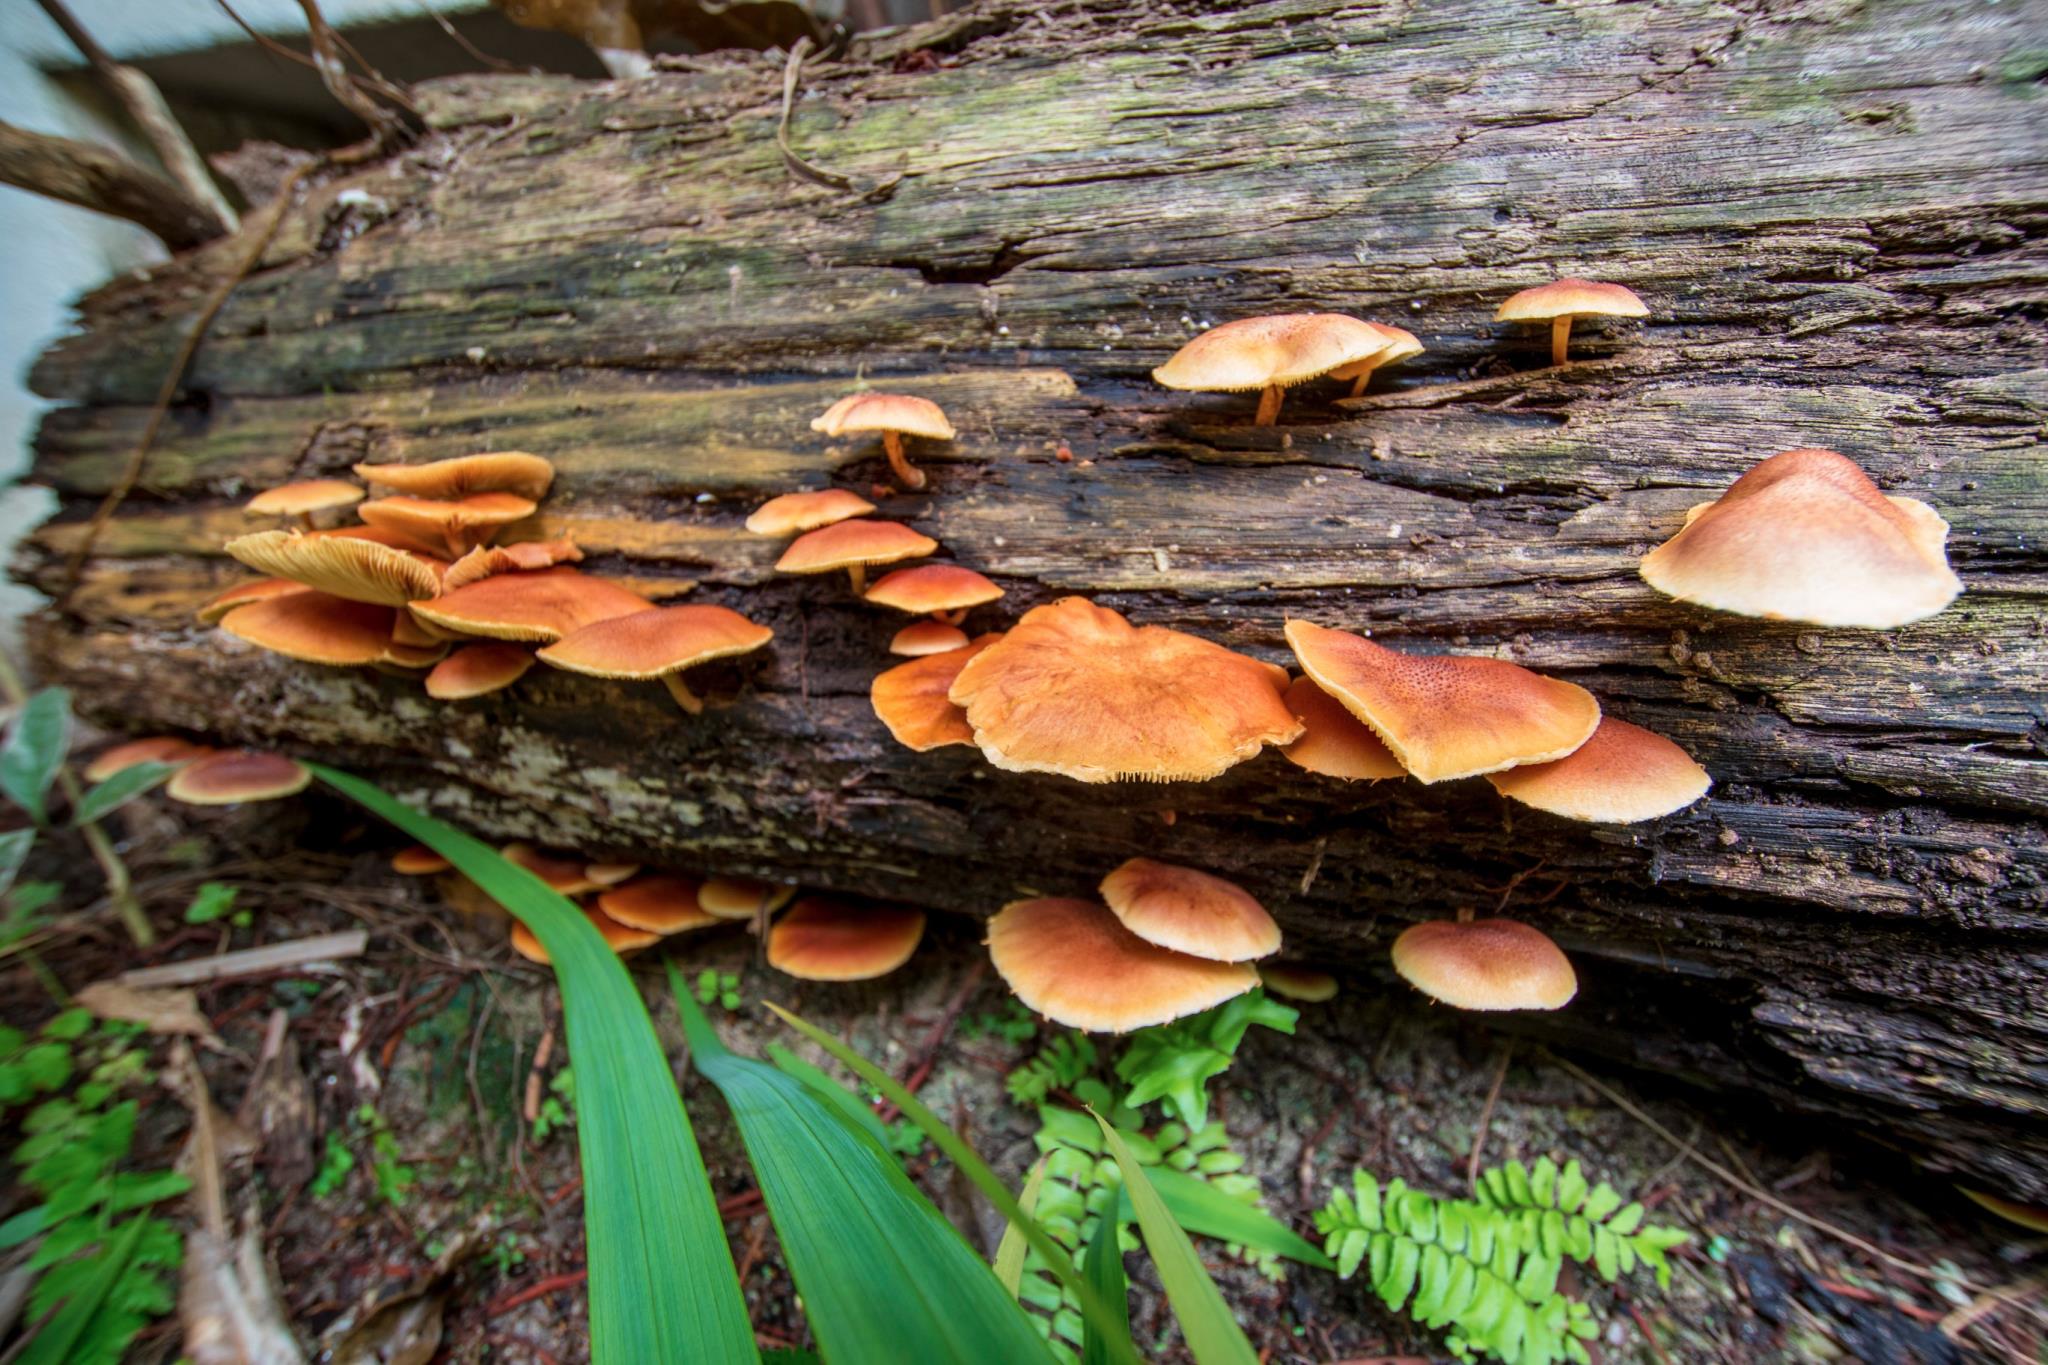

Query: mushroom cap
245,479,364,518
768,898,927,981
986,897,1259,1033
166,750,310,805
358,493,538,549
1099,857,1281,963
1638,448,1962,628
410,567,654,642
598,874,718,935
746,489,877,537
584,861,641,887
390,844,451,875
1284,620,1599,784
1152,313,1391,393
1494,278,1648,322
1390,918,1578,1011
502,843,602,897
225,530,443,607
1329,323,1426,379
889,620,971,657
811,393,955,441
354,452,556,501
1258,963,1338,1003
775,520,937,576
196,578,311,625
537,604,773,680
871,633,1002,752
948,597,1301,783
698,877,793,920
82,736,208,783
442,539,585,594
864,564,1005,615
306,524,448,557
425,643,536,700
1487,716,1711,823
512,904,662,963
221,592,398,666
1279,676,1405,781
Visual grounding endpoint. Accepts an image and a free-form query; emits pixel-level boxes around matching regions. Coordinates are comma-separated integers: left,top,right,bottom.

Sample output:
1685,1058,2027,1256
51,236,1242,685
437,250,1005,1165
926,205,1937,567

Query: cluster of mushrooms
174,277,1965,1024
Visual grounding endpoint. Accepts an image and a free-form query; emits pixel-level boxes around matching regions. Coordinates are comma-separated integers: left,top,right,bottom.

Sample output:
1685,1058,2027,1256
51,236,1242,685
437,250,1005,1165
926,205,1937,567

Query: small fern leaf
1555,1161,1587,1214
1530,1156,1558,1208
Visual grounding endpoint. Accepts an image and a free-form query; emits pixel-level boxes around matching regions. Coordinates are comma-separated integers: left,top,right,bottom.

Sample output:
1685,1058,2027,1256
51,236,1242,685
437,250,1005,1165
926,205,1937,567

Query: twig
412,0,523,73
484,1268,586,1318
294,0,418,137
0,118,222,249
118,930,368,987
776,38,901,200
1624,1298,1678,1365
1465,1041,1512,1189
1939,1271,2048,1342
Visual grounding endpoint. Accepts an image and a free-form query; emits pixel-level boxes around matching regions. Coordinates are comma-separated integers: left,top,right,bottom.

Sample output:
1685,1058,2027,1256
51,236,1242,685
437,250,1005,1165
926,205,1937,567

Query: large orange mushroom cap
245,479,364,521
864,564,1004,617
1153,313,1390,424
811,393,956,441
225,530,443,607
776,520,937,591
536,605,772,714
768,898,926,981
221,592,398,666
598,875,718,935
871,633,1002,752
1099,858,1281,963
699,877,795,921
948,598,1301,783
166,751,310,805
986,897,1258,1033
410,567,653,643
1487,716,1711,823
358,493,537,556
1391,918,1577,1011
83,737,208,783
745,488,877,537
354,452,556,502
1284,620,1598,784
425,643,536,700
196,578,310,625
1279,676,1405,781
1639,448,1962,628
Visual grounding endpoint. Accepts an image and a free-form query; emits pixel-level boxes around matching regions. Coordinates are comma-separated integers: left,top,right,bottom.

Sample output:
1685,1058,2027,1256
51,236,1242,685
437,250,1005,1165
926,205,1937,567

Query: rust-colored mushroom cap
426,643,536,700
358,493,537,554
1638,448,1962,628
1258,964,1338,1003
811,393,955,441
1390,918,1577,1011
391,844,451,875
767,898,926,981
871,634,1001,752
1280,676,1405,781
864,565,1004,616
598,875,718,935
82,737,208,783
512,905,661,964
197,578,310,625
442,539,585,594
949,598,1301,783
502,843,602,897
585,862,640,887
1329,323,1426,385
776,520,937,578
221,592,398,666
1099,858,1281,963
537,605,772,680
1487,716,1711,823
1284,620,1598,784
410,568,653,643
166,751,310,805
889,621,971,657
225,530,443,607
245,479,364,519
698,877,795,921
1495,279,1647,323
746,488,877,537
354,452,556,501
986,897,1258,1033
1153,314,1390,393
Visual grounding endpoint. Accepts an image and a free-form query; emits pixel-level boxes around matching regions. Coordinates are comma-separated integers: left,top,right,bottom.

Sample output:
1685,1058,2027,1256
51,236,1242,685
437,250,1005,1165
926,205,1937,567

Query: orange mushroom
776,519,937,593
812,394,955,491
410,567,653,643
889,621,972,657
767,898,926,980
391,844,452,875
1390,917,1577,1012
358,492,537,557
354,452,556,502
502,843,603,897
864,564,1004,626
425,643,536,700
82,737,208,783
985,897,1257,1032
536,605,773,715
1494,279,1647,367
196,578,311,626
1153,313,1390,425
1098,858,1281,963
698,877,796,921
441,539,585,594
1278,676,1404,781
598,875,718,935
1258,963,1338,1003
1329,323,1426,398
166,751,310,805
512,904,661,964
220,592,398,667
746,488,877,537
1487,716,1711,823
244,478,364,529
871,634,1002,752
224,530,443,607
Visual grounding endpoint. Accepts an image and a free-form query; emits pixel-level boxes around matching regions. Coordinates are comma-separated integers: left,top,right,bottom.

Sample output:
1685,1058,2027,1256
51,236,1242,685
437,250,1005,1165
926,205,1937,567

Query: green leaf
0,1204,47,1248
0,689,70,825
1555,1161,1588,1214
676,972,1058,1365
1090,1111,1258,1365
70,763,175,827
0,827,34,900
1080,1194,1130,1365
182,882,239,926
994,1157,1048,1297
764,1042,893,1150
20,1043,71,1093
1142,1166,1334,1269
41,1009,92,1042
311,765,754,1365
13,1209,144,1365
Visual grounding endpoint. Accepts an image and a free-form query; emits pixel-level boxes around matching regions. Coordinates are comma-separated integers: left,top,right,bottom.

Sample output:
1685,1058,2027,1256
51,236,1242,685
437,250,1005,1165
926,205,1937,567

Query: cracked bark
13,0,2047,1197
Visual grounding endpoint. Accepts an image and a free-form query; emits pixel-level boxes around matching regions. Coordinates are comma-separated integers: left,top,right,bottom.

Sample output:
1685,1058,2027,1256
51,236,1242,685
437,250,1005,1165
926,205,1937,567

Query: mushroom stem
662,673,704,715
936,608,967,627
1254,385,1284,426
292,512,315,532
1348,368,1374,399
846,564,867,594
1455,905,1477,924
1550,316,1573,367
882,431,927,491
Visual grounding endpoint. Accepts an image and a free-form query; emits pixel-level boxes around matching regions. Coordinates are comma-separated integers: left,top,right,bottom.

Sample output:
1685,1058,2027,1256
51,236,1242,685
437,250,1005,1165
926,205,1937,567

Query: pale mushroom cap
585,862,641,887
225,530,443,607
502,843,602,897
354,452,556,501
889,621,971,657
410,568,654,642
746,488,878,536
949,598,1303,783
536,604,772,680
1391,919,1578,1011
442,540,585,594
986,897,1259,1033
598,875,718,935
1280,676,1406,781
166,751,310,805
425,643,536,700
1494,279,1648,322
245,479,364,517
768,898,927,981
872,634,1002,752
391,844,451,875
1258,964,1338,1003
1487,716,1711,823
811,393,955,441
1329,323,1426,380
698,876,791,920
1152,313,1391,393
1099,858,1281,963
1284,620,1599,784
1639,448,1962,628
358,493,537,547
83,736,208,783
864,564,1005,615
196,578,311,625
221,592,397,666
776,520,937,575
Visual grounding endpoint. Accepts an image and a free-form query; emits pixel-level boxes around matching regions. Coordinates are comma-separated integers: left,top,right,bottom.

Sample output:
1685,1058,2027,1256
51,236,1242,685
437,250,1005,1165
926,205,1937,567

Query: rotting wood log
0,119,226,250
13,0,2047,1199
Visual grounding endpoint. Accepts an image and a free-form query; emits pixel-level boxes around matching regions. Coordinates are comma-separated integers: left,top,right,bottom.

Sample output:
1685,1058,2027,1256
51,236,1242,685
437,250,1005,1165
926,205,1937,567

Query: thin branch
412,0,524,74
777,37,900,200
0,118,220,249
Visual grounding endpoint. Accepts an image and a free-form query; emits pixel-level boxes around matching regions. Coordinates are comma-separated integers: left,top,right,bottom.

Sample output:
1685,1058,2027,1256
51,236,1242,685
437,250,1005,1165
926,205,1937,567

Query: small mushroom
1494,278,1647,367
224,531,443,607
888,621,972,657
410,567,653,642
1152,313,1391,425
584,862,641,888
354,452,556,502
196,578,311,625
598,875,718,935
358,493,538,558
244,478,364,530
811,394,956,491
699,878,796,921
1487,716,1711,823
1329,323,1426,398
775,519,937,594
166,751,311,805
1258,964,1337,1003
745,489,877,537
1099,858,1281,963
985,897,1258,1033
536,604,773,715
864,563,1004,627
1278,676,1405,781
767,898,926,980
82,737,209,783
1390,917,1577,1012
441,539,585,594
220,592,398,666
501,843,603,897
425,643,536,700
391,845,451,875
871,633,1003,752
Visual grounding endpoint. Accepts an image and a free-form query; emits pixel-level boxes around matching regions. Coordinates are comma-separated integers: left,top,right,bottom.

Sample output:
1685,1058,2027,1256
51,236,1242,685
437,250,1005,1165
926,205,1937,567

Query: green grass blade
70,762,176,826
309,766,755,1365
14,1210,144,1365
1144,1166,1335,1269
765,1002,1142,1365
675,971,1057,1365
1092,1112,1259,1365
0,827,34,900
0,687,70,824
765,1041,891,1149
1080,1200,1131,1365
993,1157,1048,1296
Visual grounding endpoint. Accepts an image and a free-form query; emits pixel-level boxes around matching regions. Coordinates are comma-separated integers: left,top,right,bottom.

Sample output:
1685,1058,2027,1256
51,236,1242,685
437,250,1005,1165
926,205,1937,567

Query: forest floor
3,786,2039,1365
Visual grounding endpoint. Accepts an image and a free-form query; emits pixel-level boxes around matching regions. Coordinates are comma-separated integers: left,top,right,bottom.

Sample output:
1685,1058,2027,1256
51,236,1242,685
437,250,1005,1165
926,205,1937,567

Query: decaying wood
0,118,224,249
14,0,2047,1198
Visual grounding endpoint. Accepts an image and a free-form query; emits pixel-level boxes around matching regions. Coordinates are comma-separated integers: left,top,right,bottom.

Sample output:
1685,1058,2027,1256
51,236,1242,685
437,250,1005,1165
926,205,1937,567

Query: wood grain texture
16,0,2048,1196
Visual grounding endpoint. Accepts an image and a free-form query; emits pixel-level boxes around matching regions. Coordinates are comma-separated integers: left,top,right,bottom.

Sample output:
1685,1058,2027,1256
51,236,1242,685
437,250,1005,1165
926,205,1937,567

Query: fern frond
1473,1158,1691,1289
1115,990,1297,1129
1005,1032,1098,1106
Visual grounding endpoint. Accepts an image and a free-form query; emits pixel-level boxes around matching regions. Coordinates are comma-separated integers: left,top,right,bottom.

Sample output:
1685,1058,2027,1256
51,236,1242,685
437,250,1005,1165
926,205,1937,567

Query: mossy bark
15,0,2047,1198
